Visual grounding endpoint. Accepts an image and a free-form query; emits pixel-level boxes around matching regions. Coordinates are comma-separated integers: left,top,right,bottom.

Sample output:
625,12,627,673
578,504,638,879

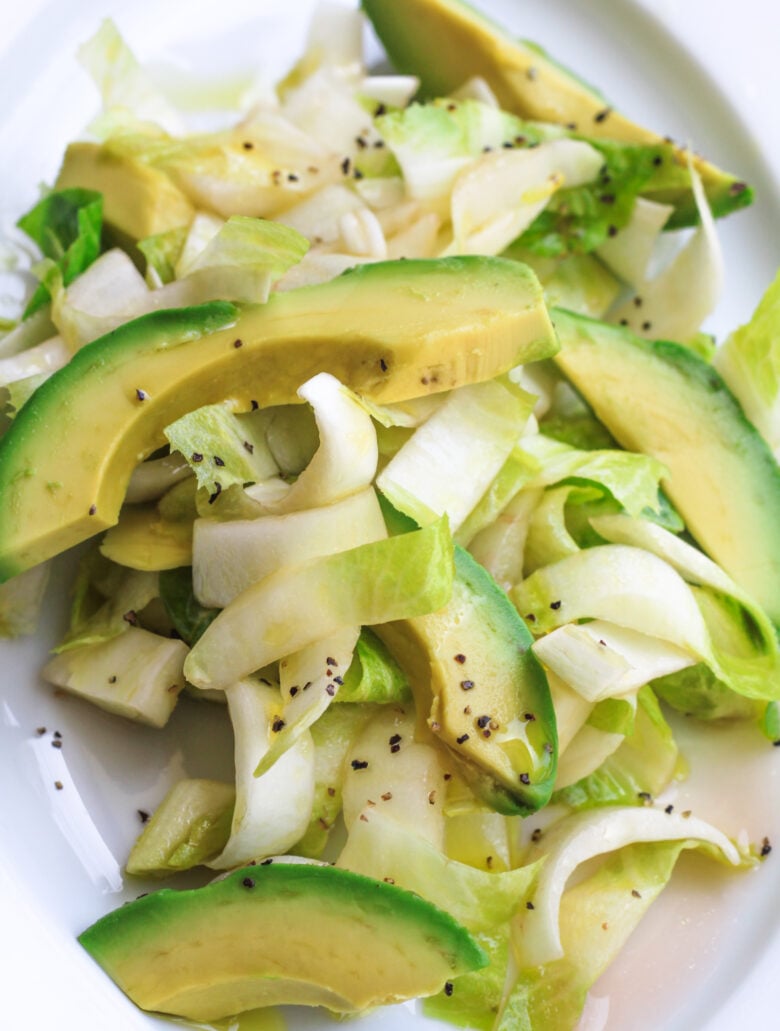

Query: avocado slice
0,256,555,581
362,0,752,227
551,308,780,624
56,142,195,240
376,545,557,815
78,862,487,1020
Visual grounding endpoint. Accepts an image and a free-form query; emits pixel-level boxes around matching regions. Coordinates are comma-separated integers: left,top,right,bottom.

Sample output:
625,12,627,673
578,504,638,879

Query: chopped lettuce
520,434,668,520
714,267,780,457
336,627,411,704
514,805,746,968
377,379,535,531
338,805,541,932
294,702,377,859
164,401,279,497
184,516,454,691
193,488,387,609
17,189,103,317
126,779,235,876
498,841,709,1030
54,558,159,654
518,140,670,257
554,687,679,811
159,567,220,646
208,678,315,869
0,564,51,637
42,626,187,727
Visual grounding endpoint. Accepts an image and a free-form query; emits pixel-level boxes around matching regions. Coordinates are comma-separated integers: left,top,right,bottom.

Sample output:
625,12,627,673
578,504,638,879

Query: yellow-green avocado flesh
552,308,780,624
376,545,557,815
0,256,556,581
361,0,753,227
78,862,487,1021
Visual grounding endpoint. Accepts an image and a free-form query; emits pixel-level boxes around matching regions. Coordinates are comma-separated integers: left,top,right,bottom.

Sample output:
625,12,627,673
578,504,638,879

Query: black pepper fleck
444,982,454,997
519,773,531,785
460,680,475,691
351,759,369,770
550,600,562,610
456,733,470,744
242,876,256,888
272,718,286,733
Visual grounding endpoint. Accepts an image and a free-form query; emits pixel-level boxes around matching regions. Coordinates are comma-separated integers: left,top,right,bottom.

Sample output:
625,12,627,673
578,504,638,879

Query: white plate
1,2,779,1029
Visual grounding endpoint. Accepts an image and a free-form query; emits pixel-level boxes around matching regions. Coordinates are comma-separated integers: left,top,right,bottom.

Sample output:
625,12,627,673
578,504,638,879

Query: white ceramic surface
1,2,779,1029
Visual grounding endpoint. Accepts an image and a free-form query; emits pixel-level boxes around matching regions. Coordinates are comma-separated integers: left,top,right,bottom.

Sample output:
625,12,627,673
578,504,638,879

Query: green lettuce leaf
159,566,220,646
126,779,235,876
713,267,780,456
337,627,411,704
554,687,679,811
17,188,103,317
518,140,668,257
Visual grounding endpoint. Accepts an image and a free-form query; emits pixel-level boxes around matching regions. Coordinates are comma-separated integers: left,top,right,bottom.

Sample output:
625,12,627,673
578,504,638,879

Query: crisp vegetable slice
126,779,235,876
338,807,540,931
194,488,387,608
42,626,187,727
377,379,535,530
208,679,315,869
184,517,454,690
515,806,745,967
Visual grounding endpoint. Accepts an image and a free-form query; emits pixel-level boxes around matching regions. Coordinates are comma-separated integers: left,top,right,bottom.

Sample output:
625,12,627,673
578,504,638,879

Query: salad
1,0,779,1029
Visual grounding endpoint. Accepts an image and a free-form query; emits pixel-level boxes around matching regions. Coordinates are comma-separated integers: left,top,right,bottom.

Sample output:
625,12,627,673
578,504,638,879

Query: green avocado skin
79,863,487,1020
377,544,558,816
551,308,780,625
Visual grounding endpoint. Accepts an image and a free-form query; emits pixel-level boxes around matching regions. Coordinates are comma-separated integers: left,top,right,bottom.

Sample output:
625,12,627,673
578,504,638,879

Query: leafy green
518,140,669,257
554,687,678,810
138,225,188,284
17,188,103,316
714,267,780,455
159,567,220,646
337,627,411,704
126,779,235,876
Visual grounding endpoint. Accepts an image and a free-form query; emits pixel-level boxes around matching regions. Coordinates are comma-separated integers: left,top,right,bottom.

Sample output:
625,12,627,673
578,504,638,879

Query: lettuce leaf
518,140,669,257
714,267,780,457
17,189,103,317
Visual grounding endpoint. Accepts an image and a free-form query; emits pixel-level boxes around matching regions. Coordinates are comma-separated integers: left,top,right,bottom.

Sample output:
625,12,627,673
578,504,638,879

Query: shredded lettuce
126,779,235,876
714,267,780,457
184,516,454,691
377,379,535,531
517,140,669,258
208,679,315,869
514,805,746,968
554,686,679,811
17,189,103,317
159,567,219,646
42,626,187,727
